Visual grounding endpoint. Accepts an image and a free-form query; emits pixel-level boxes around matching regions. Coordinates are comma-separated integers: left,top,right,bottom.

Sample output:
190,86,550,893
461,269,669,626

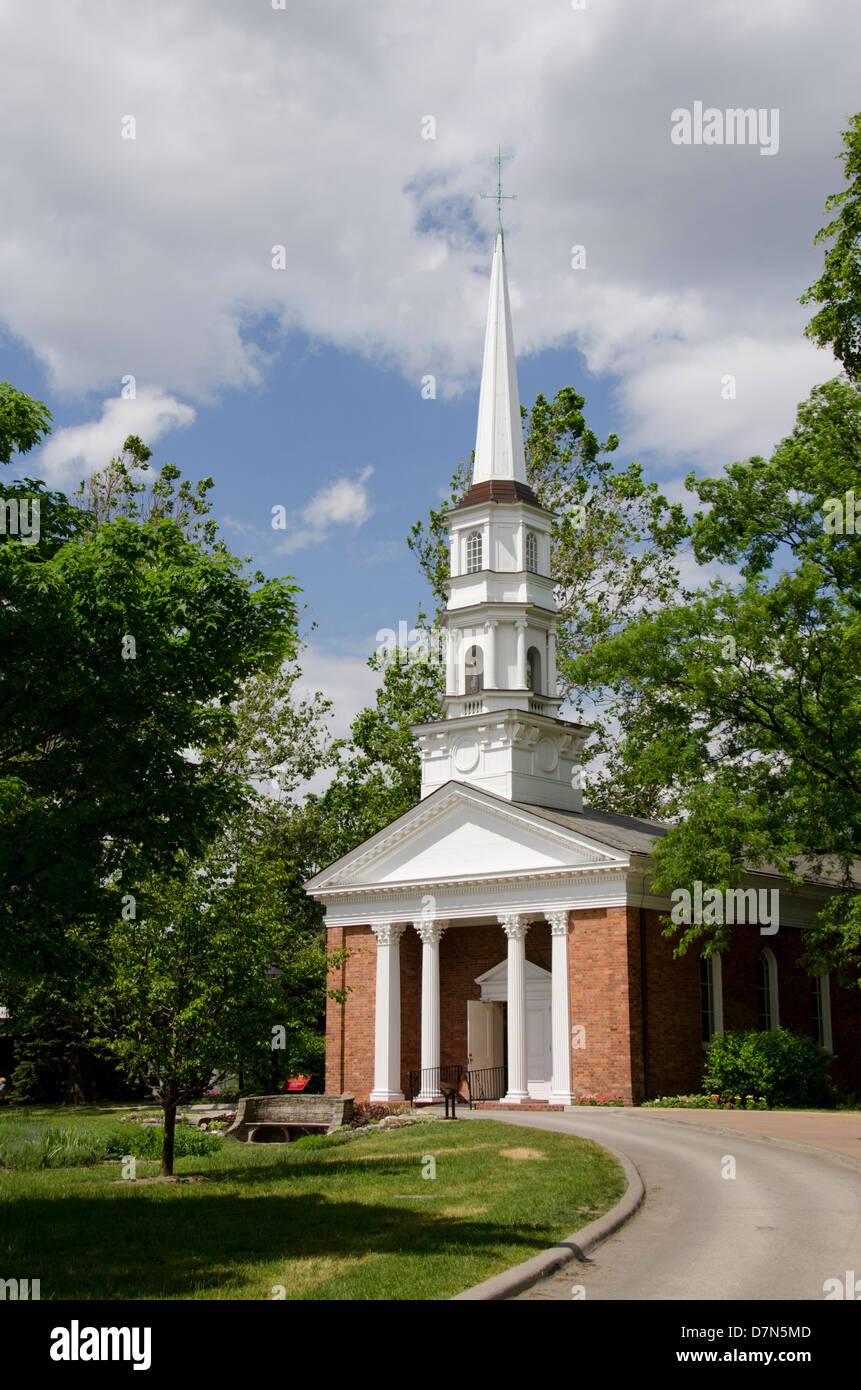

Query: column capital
515,617,528,631
546,910,570,936
414,919,449,945
372,922,407,947
485,618,498,631
499,912,531,940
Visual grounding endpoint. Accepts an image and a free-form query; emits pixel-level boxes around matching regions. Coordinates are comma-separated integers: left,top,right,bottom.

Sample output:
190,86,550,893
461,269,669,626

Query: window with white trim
466,530,482,574
525,529,539,574
811,972,833,1052
757,949,779,1031
699,953,723,1046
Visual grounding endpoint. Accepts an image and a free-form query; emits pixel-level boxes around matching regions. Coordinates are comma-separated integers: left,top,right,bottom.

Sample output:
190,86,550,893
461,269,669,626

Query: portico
367,907,573,1105
305,777,646,1106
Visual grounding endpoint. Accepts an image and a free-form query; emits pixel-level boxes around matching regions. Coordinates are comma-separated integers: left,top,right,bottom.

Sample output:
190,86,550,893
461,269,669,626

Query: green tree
0,382,52,465
92,843,286,1175
0,434,300,978
801,112,861,382
304,648,444,867
575,377,861,982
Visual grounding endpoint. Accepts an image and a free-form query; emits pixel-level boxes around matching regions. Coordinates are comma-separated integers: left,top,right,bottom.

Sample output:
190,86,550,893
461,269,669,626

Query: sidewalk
632,1106,861,1163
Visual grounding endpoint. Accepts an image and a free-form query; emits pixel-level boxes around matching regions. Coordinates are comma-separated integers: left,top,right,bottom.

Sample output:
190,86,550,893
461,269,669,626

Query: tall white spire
472,232,528,485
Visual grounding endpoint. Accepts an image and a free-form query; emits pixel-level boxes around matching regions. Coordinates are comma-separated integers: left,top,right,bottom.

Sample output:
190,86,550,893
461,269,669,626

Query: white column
414,919,448,1100
444,623,456,696
547,910,574,1105
485,620,497,688
515,619,527,689
370,923,406,1102
547,625,557,697
500,913,530,1102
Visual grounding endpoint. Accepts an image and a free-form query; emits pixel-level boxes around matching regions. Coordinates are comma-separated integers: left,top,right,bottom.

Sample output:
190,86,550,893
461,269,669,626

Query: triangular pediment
476,958,551,988
305,782,628,895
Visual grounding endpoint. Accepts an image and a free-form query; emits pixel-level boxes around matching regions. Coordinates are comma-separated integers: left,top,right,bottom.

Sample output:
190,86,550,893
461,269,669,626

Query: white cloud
294,643,383,741
37,389,195,485
274,467,375,553
615,336,838,472
0,0,857,473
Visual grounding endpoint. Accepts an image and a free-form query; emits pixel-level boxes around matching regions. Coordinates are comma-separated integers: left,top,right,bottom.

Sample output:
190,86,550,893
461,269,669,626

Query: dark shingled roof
513,801,669,856
515,800,861,886
452,480,549,512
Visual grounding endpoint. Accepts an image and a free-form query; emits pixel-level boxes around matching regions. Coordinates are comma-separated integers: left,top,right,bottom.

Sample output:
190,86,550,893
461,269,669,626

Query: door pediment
475,957,551,1002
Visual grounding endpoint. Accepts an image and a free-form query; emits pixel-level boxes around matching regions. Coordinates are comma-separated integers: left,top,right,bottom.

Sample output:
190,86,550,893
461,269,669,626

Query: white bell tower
413,229,591,811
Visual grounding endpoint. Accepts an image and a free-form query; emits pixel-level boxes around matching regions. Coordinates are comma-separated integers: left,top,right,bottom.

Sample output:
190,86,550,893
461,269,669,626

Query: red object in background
282,1075,311,1093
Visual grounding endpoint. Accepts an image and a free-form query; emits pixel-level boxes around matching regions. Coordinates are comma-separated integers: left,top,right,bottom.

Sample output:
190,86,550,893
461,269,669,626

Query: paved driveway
462,1108,861,1301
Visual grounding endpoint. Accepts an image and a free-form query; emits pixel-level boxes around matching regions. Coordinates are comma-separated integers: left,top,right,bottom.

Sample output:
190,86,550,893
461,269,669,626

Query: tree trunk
161,1101,177,1177
66,1045,92,1105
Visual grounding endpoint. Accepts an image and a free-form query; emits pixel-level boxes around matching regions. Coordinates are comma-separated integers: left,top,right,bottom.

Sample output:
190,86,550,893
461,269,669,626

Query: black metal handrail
466,1066,506,1107
407,1065,463,1103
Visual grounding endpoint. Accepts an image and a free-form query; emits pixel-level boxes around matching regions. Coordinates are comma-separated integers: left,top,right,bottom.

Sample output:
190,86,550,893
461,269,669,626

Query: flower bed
642,1094,768,1110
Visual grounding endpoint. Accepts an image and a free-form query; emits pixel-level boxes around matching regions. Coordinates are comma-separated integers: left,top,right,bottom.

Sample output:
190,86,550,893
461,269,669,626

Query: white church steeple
412,222,591,811
472,232,528,486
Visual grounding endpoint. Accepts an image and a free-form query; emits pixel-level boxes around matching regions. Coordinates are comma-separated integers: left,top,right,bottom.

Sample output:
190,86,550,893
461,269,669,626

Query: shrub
102,1122,221,1160
0,1123,106,1170
702,1028,833,1109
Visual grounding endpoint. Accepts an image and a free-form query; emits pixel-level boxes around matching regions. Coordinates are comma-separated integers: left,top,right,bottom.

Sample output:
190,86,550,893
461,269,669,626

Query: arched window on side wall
466,530,483,574
526,646,542,694
464,644,484,695
757,949,779,1031
525,529,539,573
699,953,723,1046
811,973,833,1052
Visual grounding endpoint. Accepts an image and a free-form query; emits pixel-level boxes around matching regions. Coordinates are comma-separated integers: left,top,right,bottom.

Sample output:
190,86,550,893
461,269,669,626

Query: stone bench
224,1094,354,1144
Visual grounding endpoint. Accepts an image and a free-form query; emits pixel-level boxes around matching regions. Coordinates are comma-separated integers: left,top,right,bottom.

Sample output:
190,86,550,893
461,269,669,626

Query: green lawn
0,1106,625,1300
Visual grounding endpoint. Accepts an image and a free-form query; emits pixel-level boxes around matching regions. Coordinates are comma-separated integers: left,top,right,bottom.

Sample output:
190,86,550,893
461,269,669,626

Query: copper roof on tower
452,478,548,511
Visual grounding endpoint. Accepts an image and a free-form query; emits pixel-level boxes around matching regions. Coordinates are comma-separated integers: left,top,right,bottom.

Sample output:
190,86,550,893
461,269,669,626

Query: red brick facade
325,908,861,1102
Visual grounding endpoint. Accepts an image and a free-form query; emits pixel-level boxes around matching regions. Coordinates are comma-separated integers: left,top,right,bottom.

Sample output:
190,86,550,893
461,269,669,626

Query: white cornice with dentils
319,865,631,928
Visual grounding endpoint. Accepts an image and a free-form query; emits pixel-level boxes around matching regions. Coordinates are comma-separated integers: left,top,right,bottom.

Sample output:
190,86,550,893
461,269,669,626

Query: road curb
450,1130,645,1301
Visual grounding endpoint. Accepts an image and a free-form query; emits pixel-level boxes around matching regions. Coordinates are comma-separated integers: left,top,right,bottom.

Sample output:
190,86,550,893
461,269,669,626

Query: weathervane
480,146,517,236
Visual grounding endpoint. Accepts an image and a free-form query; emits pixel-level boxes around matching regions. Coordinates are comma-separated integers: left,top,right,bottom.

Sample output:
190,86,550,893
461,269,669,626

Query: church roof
511,801,669,857
471,231,528,487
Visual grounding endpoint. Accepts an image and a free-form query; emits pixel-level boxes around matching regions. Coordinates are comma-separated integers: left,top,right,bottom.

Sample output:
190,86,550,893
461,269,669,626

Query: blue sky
1,0,856,734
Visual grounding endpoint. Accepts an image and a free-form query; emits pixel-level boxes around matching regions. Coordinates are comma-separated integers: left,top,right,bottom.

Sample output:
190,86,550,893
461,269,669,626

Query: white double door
468,968,552,1099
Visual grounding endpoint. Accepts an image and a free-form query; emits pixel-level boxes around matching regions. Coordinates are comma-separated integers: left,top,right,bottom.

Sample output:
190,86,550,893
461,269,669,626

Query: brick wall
641,910,861,1098
640,907,703,1098
325,908,861,1103
324,925,376,1098
568,906,638,1103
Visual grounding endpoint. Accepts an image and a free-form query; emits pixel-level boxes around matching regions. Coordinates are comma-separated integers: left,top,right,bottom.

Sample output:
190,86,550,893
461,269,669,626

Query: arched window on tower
464,644,484,695
757,949,779,1031
526,646,542,694
525,529,539,574
466,530,483,574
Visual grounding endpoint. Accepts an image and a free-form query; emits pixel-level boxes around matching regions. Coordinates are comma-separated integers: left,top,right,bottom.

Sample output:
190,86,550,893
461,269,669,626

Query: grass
0,1105,626,1300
